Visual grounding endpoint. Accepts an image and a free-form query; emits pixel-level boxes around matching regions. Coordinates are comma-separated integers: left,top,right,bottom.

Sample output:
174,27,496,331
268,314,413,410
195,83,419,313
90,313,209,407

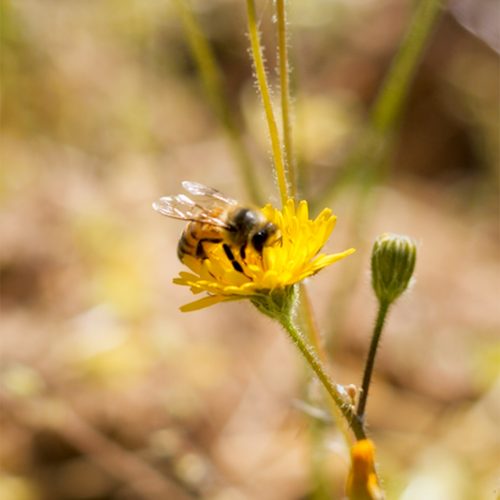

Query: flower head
173,199,355,312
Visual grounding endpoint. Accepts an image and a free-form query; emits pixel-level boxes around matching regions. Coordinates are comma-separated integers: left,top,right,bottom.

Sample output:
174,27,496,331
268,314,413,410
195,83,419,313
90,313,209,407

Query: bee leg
239,243,247,261
196,238,223,259
222,244,246,274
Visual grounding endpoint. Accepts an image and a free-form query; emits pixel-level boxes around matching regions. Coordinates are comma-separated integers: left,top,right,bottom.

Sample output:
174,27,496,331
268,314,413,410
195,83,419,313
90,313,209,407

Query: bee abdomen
177,231,195,261
177,223,224,262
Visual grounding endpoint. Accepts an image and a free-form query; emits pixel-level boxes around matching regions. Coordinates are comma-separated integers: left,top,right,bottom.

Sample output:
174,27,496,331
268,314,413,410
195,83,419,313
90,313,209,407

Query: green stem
298,284,325,361
281,316,366,440
246,0,289,207
175,0,264,205
371,0,443,134
276,0,296,198
298,283,353,445
356,300,390,420
309,420,331,500
313,0,442,210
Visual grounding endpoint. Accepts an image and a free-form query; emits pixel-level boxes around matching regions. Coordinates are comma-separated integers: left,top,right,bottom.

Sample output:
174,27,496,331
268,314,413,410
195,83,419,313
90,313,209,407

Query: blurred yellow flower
346,439,384,500
174,199,355,312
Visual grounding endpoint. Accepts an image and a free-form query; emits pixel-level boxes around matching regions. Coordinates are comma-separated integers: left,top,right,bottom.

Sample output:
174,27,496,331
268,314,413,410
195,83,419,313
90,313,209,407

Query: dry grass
1,1,499,499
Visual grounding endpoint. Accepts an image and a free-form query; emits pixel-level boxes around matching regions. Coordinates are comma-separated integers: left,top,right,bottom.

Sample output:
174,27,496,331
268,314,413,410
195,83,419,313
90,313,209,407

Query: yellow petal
180,295,242,312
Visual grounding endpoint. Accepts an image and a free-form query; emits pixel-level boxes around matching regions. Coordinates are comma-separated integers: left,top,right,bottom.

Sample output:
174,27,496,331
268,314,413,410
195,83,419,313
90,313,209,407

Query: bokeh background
1,0,499,499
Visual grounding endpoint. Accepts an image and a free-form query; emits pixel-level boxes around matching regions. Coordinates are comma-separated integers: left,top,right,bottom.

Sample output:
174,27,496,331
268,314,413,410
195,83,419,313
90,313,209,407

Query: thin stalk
299,283,353,445
175,0,264,204
313,0,442,210
276,0,296,198
371,0,443,135
309,420,331,500
246,0,289,206
299,284,325,361
280,316,366,441
356,300,390,420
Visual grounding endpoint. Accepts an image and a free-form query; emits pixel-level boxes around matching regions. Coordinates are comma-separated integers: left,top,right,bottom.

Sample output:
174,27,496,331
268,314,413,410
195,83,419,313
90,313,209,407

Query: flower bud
346,439,384,500
371,233,416,305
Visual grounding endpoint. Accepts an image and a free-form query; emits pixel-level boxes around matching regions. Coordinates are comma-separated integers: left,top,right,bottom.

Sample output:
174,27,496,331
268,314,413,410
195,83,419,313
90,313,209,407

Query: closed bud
346,439,384,500
371,233,416,305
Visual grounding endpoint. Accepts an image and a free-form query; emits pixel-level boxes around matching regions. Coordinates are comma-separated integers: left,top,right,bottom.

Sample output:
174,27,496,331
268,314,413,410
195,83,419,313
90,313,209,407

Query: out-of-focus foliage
1,0,499,499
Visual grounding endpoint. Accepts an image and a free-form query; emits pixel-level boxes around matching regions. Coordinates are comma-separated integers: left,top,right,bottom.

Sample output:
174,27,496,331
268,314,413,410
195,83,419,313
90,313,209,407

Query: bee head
229,208,280,254
251,222,279,254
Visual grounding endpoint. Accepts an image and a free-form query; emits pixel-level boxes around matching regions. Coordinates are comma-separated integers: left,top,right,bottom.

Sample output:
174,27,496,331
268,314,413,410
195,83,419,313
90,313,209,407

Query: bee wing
152,194,230,228
182,181,238,206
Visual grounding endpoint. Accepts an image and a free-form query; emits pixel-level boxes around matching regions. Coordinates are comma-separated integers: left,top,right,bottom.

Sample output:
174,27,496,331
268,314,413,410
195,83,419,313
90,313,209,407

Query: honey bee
153,181,280,273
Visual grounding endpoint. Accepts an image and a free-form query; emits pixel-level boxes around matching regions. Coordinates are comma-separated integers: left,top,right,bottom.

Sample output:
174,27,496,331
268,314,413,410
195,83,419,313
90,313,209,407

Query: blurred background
1,0,499,499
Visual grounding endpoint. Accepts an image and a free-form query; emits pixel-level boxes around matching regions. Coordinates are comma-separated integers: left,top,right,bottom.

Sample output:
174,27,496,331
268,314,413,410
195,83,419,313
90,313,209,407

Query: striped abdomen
177,221,224,262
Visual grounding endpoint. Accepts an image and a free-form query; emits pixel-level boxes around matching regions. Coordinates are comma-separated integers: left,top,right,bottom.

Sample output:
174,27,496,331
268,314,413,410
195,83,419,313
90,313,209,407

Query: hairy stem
298,283,353,445
246,0,289,206
276,0,296,198
281,316,366,440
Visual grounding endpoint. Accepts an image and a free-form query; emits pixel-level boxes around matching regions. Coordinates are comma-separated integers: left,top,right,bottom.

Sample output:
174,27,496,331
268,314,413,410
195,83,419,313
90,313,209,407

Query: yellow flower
346,439,384,500
173,199,355,312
